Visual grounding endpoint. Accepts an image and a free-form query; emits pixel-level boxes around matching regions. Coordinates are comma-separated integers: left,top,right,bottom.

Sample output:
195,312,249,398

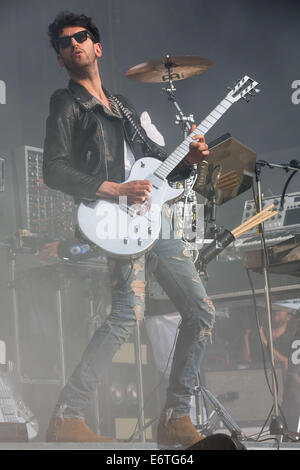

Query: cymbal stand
160,57,243,439
161,55,199,248
161,55,195,139
161,59,222,252
194,373,244,438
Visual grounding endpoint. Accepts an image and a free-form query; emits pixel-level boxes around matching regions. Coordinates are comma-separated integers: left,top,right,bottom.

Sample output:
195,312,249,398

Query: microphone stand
254,159,300,436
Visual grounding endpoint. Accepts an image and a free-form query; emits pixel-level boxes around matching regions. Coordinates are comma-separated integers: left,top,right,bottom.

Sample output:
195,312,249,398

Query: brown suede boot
46,416,116,443
157,412,205,449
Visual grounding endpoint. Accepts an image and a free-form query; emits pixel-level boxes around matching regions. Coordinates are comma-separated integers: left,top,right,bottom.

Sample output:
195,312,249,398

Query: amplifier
205,367,284,425
99,331,161,440
241,192,300,233
13,146,76,240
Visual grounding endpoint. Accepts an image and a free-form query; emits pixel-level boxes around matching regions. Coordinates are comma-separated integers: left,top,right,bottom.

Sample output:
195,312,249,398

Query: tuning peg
254,88,261,94
246,88,261,98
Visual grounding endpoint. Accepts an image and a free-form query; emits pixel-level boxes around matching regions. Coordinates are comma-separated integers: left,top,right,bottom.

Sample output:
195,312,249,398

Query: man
240,309,294,371
43,11,215,449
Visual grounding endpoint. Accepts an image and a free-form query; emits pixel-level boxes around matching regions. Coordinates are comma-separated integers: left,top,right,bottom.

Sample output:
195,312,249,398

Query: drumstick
232,205,277,238
233,205,273,233
232,209,276,238
232,212,274,238
232,212,276,238
233,205,274,232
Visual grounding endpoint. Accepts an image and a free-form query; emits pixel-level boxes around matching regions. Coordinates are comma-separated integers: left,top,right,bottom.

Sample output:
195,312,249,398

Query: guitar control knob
134,226,139,233
123,237,129,244
148,227,152,235
140,161,145,168
138,238,142,246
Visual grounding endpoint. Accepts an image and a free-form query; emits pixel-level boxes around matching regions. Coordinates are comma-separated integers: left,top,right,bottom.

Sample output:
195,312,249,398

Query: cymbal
126,55,212,83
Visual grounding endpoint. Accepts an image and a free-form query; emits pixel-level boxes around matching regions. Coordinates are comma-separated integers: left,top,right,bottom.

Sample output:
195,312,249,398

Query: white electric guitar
77,75,259,258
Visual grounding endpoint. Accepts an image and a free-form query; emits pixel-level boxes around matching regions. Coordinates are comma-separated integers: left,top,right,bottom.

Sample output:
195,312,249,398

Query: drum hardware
193,134,257,273
159,58,199,247
194,374,245,440
127,53,210,140
126,55,200,439
159,55,197,137
194,134,257,206
190,102,259,265
125,55,259,442
193,134,257,276
195,205,277,274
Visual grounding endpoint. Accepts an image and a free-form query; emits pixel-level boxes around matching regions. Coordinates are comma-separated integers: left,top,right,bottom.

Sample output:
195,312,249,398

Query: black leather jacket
43,80,192,203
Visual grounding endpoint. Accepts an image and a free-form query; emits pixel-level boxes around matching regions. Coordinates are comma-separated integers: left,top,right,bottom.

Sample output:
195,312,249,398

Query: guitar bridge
120,203,135,217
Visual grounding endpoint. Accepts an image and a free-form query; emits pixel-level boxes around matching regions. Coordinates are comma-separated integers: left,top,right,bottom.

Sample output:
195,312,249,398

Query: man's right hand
96,180,152,204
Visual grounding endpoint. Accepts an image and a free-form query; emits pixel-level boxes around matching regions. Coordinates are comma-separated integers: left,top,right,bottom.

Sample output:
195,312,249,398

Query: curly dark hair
48,11,101,53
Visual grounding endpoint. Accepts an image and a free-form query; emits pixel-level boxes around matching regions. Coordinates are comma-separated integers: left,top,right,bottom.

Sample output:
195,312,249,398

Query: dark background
0,0,299,439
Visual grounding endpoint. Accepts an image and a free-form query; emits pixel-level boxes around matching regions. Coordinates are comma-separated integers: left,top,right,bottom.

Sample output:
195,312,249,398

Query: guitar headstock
226,75,260,103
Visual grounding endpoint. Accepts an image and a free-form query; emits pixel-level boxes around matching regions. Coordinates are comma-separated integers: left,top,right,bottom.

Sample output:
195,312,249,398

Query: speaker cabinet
98,327,161,440
205,367,284,426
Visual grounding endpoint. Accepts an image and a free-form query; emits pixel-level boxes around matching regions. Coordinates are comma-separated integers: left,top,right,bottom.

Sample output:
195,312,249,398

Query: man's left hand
184,124,210,165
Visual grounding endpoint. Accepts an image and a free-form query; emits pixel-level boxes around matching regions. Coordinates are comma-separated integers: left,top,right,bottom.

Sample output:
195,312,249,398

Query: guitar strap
109,95,161,156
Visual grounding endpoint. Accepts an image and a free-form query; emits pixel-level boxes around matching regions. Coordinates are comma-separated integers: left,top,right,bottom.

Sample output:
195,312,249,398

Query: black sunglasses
56,30,95,51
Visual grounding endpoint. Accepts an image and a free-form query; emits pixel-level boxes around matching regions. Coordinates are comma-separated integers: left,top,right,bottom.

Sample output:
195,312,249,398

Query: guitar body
77,157,184,258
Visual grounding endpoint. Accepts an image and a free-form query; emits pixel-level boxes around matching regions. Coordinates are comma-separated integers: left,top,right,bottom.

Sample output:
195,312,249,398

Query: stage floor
0,440,299,450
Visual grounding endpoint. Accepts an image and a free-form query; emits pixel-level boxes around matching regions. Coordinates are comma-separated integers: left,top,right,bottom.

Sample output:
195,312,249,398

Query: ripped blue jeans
56,229,215,420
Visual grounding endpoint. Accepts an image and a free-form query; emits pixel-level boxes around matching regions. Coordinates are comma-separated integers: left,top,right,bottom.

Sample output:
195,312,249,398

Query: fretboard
154,97,233,179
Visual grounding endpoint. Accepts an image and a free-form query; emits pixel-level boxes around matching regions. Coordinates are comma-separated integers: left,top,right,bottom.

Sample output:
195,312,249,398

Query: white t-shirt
124,141,136,180
123,111,165,179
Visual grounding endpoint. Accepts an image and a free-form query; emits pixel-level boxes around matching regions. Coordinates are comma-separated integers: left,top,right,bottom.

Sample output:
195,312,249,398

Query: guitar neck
154,97,233,180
